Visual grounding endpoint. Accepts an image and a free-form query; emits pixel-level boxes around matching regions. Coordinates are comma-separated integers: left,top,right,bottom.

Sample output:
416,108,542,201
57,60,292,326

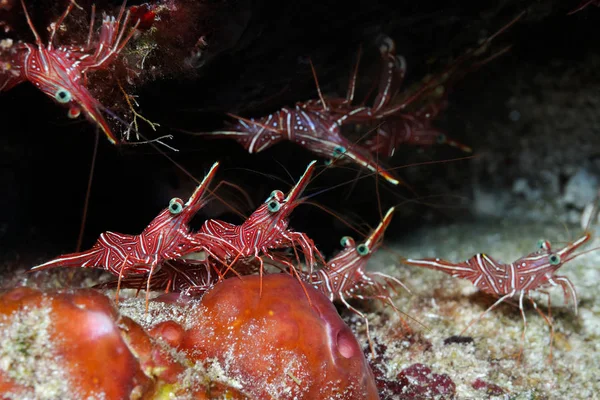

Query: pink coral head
182,274,379,399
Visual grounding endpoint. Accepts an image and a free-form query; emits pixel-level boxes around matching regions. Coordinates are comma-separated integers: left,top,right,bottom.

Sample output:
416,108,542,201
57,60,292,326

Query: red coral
0,287,247,399
161,274,379,399
129,4,157,31
472,378,506,396
396,363,456,400
0,275,380,398
0,288,153,398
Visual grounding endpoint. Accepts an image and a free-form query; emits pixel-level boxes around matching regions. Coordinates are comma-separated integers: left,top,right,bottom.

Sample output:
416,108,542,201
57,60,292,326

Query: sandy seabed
1,218,599,399
360,219,600,400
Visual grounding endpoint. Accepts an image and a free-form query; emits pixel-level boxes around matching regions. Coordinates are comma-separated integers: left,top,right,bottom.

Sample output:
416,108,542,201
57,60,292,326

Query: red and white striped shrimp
303,14,523,158
200,161,325,291
97,259,219,297
310,207,410,354
30,162,240,306
364,103,473,157
0,0,140,144
404,232,592,360
193,105,401,186
186,54,401,186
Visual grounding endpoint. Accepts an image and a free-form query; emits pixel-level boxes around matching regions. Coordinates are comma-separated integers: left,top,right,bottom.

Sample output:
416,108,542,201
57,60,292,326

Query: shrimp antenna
76,128,99,252
19,0,43,46
308,58,328,111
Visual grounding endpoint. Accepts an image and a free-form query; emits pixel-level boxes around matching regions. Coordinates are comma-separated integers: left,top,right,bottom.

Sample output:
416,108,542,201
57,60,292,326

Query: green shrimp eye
267,200,281,213
332,146,347,158
356,243,369,256
266,190,284,203
340,236,353,248
549,253,561,266
537,239,551,251
168,198,184,215
436,134,447,144
55,88,72,104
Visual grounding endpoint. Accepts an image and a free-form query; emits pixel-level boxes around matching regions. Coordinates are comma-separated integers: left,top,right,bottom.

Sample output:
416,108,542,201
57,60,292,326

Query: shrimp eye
267,199,281,213
269,190,284,200
436,134,447,144
332,146,347,158
356,243,369,256
68,106,81,119
168,198,184,214
340,236,354,248
55,88,72,104
537,239,551,251
549,253,561,266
